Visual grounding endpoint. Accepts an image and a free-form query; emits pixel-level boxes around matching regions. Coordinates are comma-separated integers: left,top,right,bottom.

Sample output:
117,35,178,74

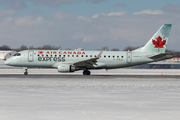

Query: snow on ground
1,59,180,120
0,72,180,120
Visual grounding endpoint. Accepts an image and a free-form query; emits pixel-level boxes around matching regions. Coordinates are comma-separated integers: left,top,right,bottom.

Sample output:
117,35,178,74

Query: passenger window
38,55,39,56
63,55,65,57
55,55,57,57
59,55,61,57
121,56,123,58
72,55,74,57
113,56,115,58
86,55,88,57
90,55,92,57
104,55,106,58
108,56,110,58
68,55,70,57
46,55,48,57
117,56,119,58
76,55,78,57
94,55,96,57
82,55,83,57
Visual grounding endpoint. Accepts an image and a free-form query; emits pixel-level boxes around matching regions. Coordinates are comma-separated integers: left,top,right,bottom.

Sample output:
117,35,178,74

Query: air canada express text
37,51,86,55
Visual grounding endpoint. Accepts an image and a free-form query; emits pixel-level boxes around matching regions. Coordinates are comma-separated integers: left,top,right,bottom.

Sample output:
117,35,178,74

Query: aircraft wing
73,50,103,68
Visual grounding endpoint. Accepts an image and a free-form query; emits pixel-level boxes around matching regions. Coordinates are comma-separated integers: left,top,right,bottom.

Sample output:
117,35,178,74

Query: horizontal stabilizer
149,52,173,59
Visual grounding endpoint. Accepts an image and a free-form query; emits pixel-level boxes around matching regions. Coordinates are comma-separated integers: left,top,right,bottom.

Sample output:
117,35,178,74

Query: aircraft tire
87,71,91,75
24,72,28,75
83,71,91,75
83,71,87,75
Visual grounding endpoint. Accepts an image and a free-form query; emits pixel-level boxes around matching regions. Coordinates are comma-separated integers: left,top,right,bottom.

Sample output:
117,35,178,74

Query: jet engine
58,64,75,72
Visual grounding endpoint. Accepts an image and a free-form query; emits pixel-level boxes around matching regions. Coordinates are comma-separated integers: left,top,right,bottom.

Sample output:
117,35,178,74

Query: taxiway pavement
1,69,180,120
1,69,180,78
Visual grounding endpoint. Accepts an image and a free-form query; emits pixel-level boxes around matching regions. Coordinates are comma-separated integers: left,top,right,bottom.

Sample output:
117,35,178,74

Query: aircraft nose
4,59,10,65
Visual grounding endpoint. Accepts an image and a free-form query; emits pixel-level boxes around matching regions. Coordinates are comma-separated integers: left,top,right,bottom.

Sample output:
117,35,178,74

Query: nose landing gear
24,68,28,75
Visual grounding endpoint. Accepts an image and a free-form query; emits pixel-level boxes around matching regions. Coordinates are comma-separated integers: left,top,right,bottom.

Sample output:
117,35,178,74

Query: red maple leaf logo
152,36,166,48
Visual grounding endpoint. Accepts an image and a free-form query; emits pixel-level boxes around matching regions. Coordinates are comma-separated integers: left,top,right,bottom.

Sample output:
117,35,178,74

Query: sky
0,0,180,50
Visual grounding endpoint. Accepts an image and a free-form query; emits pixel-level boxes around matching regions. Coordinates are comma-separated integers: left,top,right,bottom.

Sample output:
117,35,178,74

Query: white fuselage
5,50,162,70
4,24,172,75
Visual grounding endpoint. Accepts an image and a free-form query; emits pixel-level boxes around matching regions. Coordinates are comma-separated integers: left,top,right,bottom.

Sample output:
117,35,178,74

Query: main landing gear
24,68,28,75
83,70,91,75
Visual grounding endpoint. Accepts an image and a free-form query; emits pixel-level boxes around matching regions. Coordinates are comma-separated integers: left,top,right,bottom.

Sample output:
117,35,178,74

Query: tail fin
138,24,172,53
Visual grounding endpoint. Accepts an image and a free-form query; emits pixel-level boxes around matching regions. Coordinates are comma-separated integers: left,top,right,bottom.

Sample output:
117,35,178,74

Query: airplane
4,24,173,75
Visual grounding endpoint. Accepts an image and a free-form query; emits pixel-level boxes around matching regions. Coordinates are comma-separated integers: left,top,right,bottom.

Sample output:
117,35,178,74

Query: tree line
0,45,179,57
0,45,61,51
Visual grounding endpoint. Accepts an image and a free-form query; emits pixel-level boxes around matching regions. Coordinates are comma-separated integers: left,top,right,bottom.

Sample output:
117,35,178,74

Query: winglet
97,50,103,58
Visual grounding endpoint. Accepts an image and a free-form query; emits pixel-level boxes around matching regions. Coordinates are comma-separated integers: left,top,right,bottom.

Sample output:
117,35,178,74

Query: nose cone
4,59,10,65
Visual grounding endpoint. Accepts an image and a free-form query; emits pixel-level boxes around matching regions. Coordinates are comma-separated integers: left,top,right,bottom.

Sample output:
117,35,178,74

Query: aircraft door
28,50,34,62
127,51,132,63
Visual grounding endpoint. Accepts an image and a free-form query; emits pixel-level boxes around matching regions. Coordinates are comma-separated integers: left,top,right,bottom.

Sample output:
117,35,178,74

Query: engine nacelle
58,64,75,72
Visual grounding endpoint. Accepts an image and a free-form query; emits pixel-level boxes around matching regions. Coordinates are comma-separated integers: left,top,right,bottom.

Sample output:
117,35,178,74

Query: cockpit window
17,53,21,56
14,53,18,56
14,53,21,56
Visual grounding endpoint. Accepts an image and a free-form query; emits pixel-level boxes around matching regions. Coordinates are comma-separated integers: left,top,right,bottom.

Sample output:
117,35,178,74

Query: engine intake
58,64,75,72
